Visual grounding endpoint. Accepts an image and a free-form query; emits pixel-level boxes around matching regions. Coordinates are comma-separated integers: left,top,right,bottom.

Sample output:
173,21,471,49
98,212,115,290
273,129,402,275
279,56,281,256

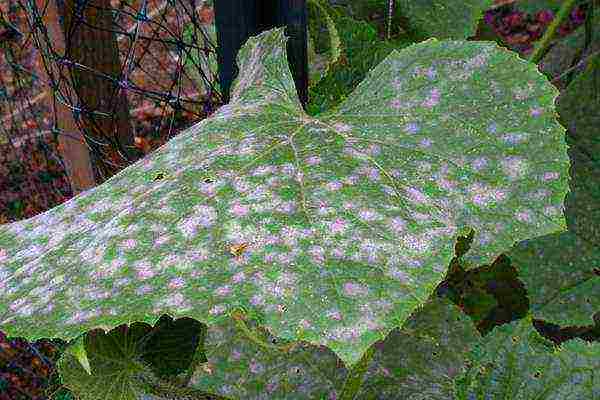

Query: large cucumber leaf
0,27,570,374
453,315,600,399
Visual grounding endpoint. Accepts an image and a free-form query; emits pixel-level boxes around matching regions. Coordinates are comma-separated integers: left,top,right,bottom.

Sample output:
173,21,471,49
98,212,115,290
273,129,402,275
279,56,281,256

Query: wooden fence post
32,0,97,195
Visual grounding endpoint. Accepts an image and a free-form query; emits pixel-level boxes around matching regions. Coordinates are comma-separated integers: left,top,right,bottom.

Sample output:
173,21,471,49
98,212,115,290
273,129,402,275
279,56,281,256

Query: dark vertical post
214,0,308,112
275,0,309,110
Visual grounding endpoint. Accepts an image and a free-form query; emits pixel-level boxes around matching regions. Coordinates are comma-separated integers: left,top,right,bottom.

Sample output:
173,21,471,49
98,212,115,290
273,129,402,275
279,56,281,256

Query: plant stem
337,346,375,400
528,0,579,64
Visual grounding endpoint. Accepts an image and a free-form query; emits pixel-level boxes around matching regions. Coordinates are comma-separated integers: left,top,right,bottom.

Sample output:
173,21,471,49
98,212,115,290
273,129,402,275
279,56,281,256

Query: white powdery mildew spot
86,246,105,264
115,277,132,289
515,209,534,223
231,271,247,284
529,107,543,117
214,285,232,297
343,282,369,297
153,293,192,314
308,245,326,264
390,98,405,111
192,204,218,227
185,248,210,263
471,157,489,171
251,165,276,176
230,202,250,217
399,234,430,254
280,226,301,247
82,286,111,302
64,309,98,326
168,277,186,290
358,209,383,222
356,165,381,182
209,304,228,316
404,122,420,134
334,122,352,132
134,260,157,280
405,187,429,204
388,216,407,233
501,156,529,180
542,171,560,181
10,297,32,314
331,247,345,259
468,183,507,206
157,253,180,270
544,205,561,217
367,144,381,156
437,170,456,191
422,88,441,108
328,218,349,234
477,231,493,246
391,75,406,90
325,180,343,191
416,161,432,171
426,66,437,79
411,65,426,78
502,132,528,145
359,239,385,264
419,138,433,148
327,314,382,342
177,217,201,239
305,155,321,166
326,309,343,320
90,258,125,280
386,266,414,285
121,238,138,250
315,201,336,217
47,230,67,248
197,179,220,197
276,200,296,215
512,82,535,101
412,212,430,222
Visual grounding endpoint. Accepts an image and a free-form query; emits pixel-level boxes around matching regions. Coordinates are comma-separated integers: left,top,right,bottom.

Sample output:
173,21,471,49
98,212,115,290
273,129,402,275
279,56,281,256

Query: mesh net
0,0,223,223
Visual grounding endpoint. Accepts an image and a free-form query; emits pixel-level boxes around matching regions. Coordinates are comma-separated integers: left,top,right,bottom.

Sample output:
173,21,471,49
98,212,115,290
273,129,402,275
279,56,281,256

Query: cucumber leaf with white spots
452,315,600,399
0,27,570,372
506,232,600,327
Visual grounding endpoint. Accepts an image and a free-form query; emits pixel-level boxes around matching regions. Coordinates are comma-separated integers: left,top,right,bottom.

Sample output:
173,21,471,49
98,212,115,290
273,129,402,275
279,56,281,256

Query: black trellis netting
0,0,224,223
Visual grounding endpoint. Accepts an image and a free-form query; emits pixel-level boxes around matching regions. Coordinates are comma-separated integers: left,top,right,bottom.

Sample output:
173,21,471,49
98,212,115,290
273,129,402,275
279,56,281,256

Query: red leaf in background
134,135,151,154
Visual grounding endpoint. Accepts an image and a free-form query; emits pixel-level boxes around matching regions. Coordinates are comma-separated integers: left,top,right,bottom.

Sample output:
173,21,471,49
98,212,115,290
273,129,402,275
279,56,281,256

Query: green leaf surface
306,6,416,117
507,232,600,327
57,323,162,400
182,298,480,400
0,28,570,371
396,0,495,40
306,0,342,89
355,297,482,399
557,53,600,247
57,318,210,400
185,310,348,399
536,6,600,91
181,21,221,97
453,315,600,399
